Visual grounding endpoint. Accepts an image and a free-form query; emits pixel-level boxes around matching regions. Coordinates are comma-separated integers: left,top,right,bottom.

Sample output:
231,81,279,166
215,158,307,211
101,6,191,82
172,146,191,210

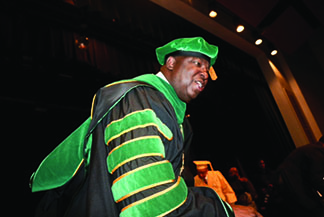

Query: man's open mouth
195,80,205,91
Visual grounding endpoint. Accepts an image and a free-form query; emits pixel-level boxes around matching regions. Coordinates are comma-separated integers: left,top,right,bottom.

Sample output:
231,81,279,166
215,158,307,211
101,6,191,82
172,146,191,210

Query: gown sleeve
103,86,233,217
104,86,187,217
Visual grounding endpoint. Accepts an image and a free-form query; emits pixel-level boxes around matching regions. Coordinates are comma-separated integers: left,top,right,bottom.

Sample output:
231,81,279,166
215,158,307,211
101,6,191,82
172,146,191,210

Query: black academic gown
33,75,233,217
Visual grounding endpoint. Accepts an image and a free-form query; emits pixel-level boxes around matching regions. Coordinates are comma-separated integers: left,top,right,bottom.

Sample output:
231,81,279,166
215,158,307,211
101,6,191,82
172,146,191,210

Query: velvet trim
107,135,165,174
111,160,175,203
133,74,186,124
104,108,173,145
102,74,186,124
120,177,188,217
30,117,91,192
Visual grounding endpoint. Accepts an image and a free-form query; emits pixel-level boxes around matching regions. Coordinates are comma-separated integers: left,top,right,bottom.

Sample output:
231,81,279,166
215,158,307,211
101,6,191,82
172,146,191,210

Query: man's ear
165,56,176,71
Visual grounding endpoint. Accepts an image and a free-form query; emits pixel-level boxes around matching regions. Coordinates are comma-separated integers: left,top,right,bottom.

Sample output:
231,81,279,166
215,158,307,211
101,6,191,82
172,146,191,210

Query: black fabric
105,85,184,212
35,81,143,217
273,143,324,217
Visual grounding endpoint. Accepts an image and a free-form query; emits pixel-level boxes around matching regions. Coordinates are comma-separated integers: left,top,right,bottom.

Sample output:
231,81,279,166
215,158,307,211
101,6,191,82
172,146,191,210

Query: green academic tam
155,37,219,66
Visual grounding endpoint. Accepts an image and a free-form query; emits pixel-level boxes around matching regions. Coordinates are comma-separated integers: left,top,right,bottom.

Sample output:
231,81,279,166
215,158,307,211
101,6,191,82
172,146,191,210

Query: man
194,161,237,204
31,37,259,217
228,167,258,209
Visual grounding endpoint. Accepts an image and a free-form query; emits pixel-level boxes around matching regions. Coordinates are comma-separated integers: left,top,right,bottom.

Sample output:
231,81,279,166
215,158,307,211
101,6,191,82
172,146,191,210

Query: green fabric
155,37,219,66
102,74,186,124
223,201,235,217
30,82,144,192
105,108,173,145
30,117,91,192
134,74,186,124
84,134,93,169
107,136,165,173
111,161,175,202
120,177,188,217
30,74,184,193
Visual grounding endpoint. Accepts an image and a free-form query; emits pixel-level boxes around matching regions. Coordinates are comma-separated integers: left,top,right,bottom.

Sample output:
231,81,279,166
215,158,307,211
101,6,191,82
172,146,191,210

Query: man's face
168,56,210,103
258,160,266,169
197,168,208,179
229,168,239,178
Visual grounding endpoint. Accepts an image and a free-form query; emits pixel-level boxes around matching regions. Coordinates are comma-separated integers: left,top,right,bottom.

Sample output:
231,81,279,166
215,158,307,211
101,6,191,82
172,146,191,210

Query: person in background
251,159,274,213
194,161,237,204
228,167,258,209
194,161,262,217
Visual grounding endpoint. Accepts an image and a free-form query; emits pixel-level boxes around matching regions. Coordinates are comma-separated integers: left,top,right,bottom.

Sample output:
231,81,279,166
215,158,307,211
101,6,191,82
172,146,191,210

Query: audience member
194,161,263,217
251,159,275,213
194,161,237,204
228,167,258,209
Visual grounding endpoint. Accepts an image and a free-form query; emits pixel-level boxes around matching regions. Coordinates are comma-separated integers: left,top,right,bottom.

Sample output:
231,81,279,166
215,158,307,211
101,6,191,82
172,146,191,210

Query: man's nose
200,68,209,80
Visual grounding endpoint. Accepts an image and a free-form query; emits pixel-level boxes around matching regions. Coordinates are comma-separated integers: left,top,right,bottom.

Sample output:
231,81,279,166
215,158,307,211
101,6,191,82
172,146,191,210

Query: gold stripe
158,196,187,217
106,109,173,145
104,80,138,88
108,135,160,155
110,153,164,174
72,159,85,177
91,81,150,119
107,123,172,146
108,136,164,174
90,94,97,119
112,160,169,185
107,109,152,128
116,179,174,203
121,177,182,213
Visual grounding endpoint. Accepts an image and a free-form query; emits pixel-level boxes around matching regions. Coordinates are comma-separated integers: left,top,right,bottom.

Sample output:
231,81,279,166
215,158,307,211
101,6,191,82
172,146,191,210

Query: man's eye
192,60,201,67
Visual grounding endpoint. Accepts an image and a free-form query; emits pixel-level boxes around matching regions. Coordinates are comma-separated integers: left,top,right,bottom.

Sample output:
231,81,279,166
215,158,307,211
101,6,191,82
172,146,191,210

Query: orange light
255,39,262,45
209,10,217,18
271,49,278,56
236,25,244,33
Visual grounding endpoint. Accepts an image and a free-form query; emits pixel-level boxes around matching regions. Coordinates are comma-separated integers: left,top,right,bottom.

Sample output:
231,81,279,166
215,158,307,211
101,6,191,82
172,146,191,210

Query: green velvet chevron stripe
120,177,188,217
111,160,175,203
107,135,165,174
104,108,173,145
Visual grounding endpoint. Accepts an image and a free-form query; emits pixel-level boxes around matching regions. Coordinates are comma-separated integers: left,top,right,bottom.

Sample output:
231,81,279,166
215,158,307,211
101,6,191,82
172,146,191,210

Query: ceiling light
255,38,263,45
236,25,244,33
271,49,278,56
209,10,217,18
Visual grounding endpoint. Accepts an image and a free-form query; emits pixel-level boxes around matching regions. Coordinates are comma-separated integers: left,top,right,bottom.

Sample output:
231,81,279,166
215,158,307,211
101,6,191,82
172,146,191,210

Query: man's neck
156,71,170,84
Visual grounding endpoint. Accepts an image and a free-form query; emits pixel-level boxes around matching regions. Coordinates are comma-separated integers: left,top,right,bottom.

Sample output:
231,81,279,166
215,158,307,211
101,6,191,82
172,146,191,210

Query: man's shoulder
97,79,162,103
209,170,223,175
209,170,225,179
100,79,152,92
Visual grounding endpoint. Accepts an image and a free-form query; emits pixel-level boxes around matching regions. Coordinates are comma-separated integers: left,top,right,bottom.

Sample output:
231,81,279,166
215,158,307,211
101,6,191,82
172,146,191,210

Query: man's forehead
191,56,210,66
174,56,210,67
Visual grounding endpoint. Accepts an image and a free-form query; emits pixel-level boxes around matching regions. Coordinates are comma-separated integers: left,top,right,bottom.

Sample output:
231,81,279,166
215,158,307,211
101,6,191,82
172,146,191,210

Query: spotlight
255,38,263,45
236,25,244,33
209,10,217,18
208,1,218,18
271,49,278,56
